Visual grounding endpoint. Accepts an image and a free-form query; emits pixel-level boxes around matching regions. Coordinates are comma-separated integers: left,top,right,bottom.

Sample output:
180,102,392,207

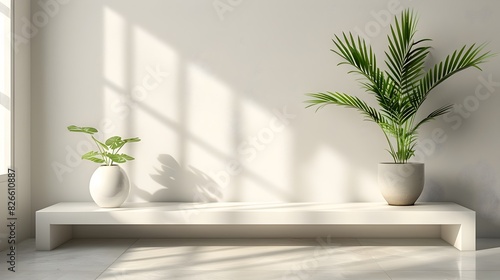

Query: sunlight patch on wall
131,24,178,119
233,128,295,202
187,62,233,156
226,102,293,201
302,145,348,202
355,169,382,202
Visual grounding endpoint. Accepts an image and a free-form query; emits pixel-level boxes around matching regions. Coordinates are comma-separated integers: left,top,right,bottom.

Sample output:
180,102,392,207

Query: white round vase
89,165,130,208
378,162,424,206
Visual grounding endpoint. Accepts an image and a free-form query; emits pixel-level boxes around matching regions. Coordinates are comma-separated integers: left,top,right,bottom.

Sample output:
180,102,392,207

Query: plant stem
92,136,109,166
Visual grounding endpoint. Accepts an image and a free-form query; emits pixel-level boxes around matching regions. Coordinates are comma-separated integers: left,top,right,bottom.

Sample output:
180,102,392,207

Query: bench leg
441,223,475,251
36,223,72,251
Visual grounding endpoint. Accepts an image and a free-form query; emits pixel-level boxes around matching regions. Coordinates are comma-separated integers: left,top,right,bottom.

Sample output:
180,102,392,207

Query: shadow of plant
148,154,222,202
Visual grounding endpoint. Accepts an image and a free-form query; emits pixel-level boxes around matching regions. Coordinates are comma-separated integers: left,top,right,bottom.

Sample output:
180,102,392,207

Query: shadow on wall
135,154,222,202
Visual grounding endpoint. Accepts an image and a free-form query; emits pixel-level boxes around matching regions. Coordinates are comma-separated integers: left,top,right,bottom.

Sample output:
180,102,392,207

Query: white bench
36,202,475,251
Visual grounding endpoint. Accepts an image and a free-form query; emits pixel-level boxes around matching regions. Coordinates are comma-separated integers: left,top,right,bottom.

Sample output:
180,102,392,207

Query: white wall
31,0,500,237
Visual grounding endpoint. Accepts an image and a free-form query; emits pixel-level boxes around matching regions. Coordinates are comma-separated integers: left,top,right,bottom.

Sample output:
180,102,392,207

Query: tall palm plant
306,9,491,163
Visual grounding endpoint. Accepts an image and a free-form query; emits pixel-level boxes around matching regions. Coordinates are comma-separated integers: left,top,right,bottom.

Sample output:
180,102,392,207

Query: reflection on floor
1,238,500,279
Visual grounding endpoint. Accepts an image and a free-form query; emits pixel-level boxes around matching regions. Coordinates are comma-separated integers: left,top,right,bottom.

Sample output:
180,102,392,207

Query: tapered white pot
378,162,424,206
89,165,130,208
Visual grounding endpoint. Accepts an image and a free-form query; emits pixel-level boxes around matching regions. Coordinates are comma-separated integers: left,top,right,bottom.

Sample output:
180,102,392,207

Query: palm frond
305,92,386,124
385,10,432,95
414,43,492,108
411,104,454,134
332,33,390,99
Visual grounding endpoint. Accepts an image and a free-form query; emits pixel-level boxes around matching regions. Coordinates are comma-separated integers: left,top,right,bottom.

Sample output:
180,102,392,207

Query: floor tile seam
95,238,140,279
382,270,393,280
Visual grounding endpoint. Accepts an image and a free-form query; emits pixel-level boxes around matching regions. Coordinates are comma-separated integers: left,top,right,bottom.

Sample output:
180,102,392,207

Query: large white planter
89,165,130,208
378,162,424,206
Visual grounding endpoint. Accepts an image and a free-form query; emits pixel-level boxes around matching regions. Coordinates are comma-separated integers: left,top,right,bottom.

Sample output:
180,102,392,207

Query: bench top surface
38,202,473,213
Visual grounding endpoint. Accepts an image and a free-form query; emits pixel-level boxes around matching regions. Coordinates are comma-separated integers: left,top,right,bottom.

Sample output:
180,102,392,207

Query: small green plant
306,9,492,163
67,125,141,166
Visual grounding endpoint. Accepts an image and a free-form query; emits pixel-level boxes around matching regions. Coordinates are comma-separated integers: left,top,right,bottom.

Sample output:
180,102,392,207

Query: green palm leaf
305,92,386,124
411,104,454,134
413,43,491,108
